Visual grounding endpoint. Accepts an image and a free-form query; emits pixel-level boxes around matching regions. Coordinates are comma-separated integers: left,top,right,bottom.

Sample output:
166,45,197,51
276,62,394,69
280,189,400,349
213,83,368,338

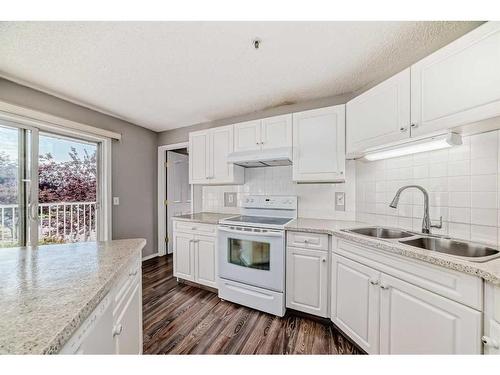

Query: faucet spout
389,185,441,234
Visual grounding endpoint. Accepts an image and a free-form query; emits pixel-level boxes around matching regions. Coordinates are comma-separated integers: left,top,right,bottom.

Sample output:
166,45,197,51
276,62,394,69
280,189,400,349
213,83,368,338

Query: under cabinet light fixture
362,133,462,161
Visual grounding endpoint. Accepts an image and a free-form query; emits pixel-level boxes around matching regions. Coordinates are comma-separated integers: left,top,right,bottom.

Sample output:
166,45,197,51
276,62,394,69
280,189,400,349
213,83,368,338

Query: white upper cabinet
189,125,244,185
411,22,500,136
233,115,292,152
346,68,411,155
234,120,261,152
261,114,292,150
292,105,345,182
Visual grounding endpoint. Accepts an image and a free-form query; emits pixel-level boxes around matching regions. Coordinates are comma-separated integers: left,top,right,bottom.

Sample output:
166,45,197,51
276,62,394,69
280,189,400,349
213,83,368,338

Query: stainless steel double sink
344,226,500,262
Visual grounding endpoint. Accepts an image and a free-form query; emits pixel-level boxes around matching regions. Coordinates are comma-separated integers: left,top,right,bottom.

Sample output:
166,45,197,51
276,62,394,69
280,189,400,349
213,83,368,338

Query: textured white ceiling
0,21,482,132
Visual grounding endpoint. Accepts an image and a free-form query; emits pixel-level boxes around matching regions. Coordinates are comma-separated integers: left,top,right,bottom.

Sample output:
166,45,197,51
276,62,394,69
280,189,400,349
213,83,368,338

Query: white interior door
167,151,191,254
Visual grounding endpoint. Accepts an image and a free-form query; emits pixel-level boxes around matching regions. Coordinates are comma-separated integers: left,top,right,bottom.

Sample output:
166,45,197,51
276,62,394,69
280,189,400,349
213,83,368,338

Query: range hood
227,147,292,168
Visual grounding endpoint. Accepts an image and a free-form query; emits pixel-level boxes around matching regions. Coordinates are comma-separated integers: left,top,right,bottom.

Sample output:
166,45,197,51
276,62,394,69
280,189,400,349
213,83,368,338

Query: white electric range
217,195,297,316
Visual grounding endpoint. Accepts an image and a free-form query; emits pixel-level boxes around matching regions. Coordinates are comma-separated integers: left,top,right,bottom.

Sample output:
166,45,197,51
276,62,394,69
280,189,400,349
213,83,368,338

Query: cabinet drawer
114,257,141,318
173,220,216,236
335,239,483,310
287,231,329,251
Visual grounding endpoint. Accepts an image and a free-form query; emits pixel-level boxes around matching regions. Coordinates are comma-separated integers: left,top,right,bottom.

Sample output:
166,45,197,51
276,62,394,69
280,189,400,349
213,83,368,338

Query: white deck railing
0,201,97,245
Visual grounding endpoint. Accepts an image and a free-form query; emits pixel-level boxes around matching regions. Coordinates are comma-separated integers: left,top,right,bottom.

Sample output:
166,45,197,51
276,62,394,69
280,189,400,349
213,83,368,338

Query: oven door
217,225,285,292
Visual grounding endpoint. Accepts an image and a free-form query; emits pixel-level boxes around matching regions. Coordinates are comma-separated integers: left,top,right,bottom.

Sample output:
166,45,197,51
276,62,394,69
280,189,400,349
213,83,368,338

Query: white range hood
227,147,292,168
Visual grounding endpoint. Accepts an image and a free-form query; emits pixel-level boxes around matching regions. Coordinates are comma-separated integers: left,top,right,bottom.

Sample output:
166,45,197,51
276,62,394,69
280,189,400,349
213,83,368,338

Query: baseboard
142,252,159,261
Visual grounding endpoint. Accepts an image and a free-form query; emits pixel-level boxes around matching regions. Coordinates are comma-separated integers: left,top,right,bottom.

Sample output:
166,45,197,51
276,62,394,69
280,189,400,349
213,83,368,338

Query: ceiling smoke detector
253,38,261,49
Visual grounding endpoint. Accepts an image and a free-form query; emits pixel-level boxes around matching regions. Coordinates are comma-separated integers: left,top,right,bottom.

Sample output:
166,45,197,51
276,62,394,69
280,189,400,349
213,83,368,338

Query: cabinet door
411,22,500,136
195,235,217,288
346,68,410,155
114,282,142,354
331,254,380,354
211,125,241,184
286,247,328,317
173,231,195,281
234,120,261,152
292,105,345,182
379,273,482,354
189,130,210,184
261,114,292,150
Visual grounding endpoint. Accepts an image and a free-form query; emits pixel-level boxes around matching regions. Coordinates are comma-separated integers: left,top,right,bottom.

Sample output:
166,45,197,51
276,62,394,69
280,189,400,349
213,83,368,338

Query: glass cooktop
222,215,293,226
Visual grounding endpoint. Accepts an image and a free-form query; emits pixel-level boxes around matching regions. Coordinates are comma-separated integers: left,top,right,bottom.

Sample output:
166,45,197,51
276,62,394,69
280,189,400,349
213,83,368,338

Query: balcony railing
0,201,97,246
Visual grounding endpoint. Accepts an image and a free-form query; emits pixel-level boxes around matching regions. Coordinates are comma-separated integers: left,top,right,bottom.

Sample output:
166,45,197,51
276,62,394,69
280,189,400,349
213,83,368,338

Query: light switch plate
335,192,345,211
224,192,237,207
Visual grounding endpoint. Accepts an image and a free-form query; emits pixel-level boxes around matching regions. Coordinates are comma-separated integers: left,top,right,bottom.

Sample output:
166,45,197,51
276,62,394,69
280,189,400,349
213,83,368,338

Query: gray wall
157,93,354,145
0,78,158,257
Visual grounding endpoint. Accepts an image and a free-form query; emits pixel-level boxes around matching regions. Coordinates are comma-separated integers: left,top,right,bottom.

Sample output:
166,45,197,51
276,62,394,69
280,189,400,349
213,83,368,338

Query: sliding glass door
0,119,100,247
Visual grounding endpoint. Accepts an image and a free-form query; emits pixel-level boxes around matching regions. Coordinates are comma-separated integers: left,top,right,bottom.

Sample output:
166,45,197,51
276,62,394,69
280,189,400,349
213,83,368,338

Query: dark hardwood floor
142,255,363,355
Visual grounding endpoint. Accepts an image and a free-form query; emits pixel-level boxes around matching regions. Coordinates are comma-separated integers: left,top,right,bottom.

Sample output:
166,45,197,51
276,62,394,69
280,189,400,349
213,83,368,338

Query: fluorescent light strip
363,133,462,161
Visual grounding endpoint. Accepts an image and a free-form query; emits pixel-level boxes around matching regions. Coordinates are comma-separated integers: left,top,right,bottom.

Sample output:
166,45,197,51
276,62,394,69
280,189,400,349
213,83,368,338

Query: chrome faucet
389,185,442,234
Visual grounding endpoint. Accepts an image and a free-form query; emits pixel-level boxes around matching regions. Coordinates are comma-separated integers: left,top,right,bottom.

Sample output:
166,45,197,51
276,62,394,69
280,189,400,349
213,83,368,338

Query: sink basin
400,237,500,261
347,227,414,239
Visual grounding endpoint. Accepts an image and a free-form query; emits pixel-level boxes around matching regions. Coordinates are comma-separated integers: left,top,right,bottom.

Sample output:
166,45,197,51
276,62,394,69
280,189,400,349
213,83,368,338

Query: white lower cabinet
173,223,218,289
379,273,481,354
331,254,380,353
61,254,143,354
114,281,143,354
331,252,482,354
286,246,328,317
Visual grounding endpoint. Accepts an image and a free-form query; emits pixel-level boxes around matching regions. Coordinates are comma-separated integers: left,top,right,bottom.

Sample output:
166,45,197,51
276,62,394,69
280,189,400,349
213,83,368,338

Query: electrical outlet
113,197,120,206
335,192,345,211
224,192,237,207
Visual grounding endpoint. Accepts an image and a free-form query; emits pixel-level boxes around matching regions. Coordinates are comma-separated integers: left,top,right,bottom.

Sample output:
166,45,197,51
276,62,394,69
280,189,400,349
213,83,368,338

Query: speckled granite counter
285,218,500,285
0,238,146,354
172,212,236,225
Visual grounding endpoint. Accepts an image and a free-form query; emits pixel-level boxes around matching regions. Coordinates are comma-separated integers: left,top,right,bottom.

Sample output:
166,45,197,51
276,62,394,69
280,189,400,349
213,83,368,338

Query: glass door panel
228,238,270,270
0,123,36,247
38,133,98,244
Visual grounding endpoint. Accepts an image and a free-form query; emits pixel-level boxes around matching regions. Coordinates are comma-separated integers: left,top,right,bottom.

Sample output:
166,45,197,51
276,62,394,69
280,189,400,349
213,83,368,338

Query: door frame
157,142,192,256
0,102,114,243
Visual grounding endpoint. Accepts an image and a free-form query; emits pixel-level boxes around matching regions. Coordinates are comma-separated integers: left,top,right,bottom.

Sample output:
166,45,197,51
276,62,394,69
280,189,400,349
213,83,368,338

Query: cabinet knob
321,258,326,263
129,270,138,276
369,279,379,286
113,324,123,337
380,283,390,290
482,335,500,349
400,127,408,132
410,123,418,129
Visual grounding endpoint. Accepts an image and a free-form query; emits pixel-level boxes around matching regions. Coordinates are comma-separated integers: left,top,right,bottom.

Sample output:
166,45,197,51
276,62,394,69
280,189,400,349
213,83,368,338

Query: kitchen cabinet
189,125,244,185
286,243,328,317
379,273,481,354
331,254,380,354
411,22,500,137
173,222,218,289
292,105,345,182
60,254,143,355
346,68,411,155
483,283,500,354
194,234,217,288
173,231,195,281
114,281,143,354
233,114,292,152
331,251,482,354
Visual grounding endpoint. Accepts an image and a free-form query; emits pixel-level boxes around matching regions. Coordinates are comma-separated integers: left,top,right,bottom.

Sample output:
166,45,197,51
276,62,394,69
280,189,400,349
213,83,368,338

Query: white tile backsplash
202,162,356,220
356,130,500,245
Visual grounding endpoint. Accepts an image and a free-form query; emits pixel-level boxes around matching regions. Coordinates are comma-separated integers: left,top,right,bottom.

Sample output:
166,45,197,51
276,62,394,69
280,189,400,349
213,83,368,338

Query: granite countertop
172,212,237,225
0,238,146,355
285,218,500,285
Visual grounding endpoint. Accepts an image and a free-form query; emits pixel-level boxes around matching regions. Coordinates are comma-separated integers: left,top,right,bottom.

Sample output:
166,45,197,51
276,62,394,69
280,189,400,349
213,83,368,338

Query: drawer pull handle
482,336,499,349
303,239,309,243
113,324,123,337
369,279,379,286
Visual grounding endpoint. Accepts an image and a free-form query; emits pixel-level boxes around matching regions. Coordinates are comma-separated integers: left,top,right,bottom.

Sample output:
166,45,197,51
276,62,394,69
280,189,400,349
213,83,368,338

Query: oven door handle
218,226,284,237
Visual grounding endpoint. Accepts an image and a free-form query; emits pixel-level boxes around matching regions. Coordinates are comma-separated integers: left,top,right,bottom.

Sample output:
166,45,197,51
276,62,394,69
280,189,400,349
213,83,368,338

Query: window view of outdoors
0,125,20,248
0,126,98,248
38,134,98,245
